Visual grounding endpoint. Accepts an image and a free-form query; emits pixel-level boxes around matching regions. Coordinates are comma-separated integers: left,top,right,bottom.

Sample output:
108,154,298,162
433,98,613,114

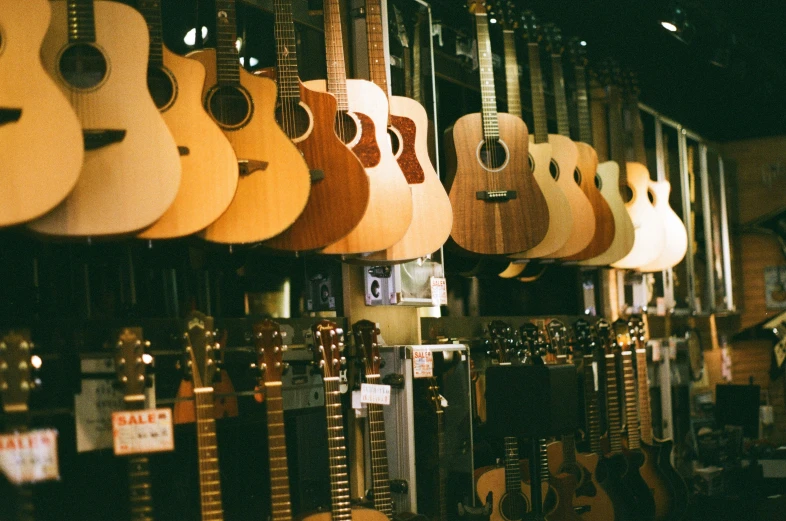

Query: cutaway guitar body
547,444,615,521
654,439,690,521
31,0,181,237
305,78,414,254
0,0,83,228
634,443,673,521
638,180,687,272
192,48,311,244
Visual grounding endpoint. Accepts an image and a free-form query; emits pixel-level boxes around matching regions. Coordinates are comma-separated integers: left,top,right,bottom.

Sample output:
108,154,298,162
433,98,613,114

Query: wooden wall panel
738,234,785,329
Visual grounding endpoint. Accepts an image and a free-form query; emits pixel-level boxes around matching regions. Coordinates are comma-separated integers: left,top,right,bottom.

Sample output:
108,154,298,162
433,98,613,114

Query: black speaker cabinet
485,363,578,439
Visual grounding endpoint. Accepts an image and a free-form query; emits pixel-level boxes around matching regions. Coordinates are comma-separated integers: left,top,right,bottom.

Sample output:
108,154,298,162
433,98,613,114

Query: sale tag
430,277,448,306
0,429,59,485
413,349,433,378
360,383,391,405
112,408,174,456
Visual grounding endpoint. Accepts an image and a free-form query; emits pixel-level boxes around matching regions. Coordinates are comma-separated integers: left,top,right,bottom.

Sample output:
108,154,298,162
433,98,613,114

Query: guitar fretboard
324,377,353,521
607,85,629,188
124,395,155,521
628,95,647,165
550,54,571,138
527,43,549,144
273,0,301,102
475,14,499,140
503,436,521,494
436,408,447,521
502,31,522,118
621,352,641,450
215,0,241,86
635,349,654,445
265,383,293,521
195,388,224,521
67,0,97,43
583,355,603,455
604,353,623,455
573,65,592,145
136,0,164,68
365,0,389,102
560,434,577,467
323,0,349,110
365,375,393,517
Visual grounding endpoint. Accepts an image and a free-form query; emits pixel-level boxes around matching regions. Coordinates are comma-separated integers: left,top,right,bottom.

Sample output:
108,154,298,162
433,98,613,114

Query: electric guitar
193,0,311,244
113,327,156,521
303,320,389,521
0,0,83,228
134,0,239,239
446,1,549,255
262,0,370,252
361,0,453,262
305,0,414,255
181,311,226,520
31,0,181,237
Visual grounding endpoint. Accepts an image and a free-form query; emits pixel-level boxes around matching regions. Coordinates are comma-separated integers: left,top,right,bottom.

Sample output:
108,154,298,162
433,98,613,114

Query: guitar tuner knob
116,341,123,348
118,357,126,366
281,345,288,352
144,341,151,348
137,374,144,382
283,362,290,371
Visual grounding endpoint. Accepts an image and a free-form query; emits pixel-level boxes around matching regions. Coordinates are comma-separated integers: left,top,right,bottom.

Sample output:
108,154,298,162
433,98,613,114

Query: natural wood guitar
446,4,549,255
134,0,238,239
31,0,181,237
194,0,311,244
0,0,83,228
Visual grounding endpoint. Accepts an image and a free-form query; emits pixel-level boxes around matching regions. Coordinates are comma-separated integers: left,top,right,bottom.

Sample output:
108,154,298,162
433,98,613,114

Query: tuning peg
282,362,290,372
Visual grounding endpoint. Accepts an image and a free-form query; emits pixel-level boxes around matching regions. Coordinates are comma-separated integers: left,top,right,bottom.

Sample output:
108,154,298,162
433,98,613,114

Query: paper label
0,429,59,485
651,340,662,362
413,349,433,378
430,277,448,306
112,408,174,456
360,383,391,405
74,379,126,452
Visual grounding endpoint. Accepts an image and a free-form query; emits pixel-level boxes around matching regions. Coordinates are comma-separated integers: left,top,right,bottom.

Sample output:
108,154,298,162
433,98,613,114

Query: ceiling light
580,40,587,47
183,26,208,46
660,3,693,44
661,21,677,32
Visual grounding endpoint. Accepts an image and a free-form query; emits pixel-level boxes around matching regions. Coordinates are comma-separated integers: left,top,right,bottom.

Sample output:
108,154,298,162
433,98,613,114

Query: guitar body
476,466,550,521
547,443,615,521
301,506,390,521
563,142,616,260
302,79,413,254
545,473,583,521
611,162,666,269
578,161,635,266
264,81,369,251
447,113,549,255
595,453,654,521
364,95,452,262
191,49,311,244
619,450,656,521
31,0,181,237
508,140,570,258
653,439,689,521
638,181,687,272
138,46,238,239
0,0,82,227
635,444,673,521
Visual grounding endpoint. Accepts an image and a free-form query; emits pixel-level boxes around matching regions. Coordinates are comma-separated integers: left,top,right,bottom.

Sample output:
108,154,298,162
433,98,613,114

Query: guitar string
325,0,347,144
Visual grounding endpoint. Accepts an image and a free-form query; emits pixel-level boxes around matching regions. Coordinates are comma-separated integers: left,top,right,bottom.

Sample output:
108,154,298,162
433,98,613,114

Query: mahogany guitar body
363,95,452,262
611,162,666,269
578,161,635,266
304,79,414,255
301,506,390,521
0,0,83,227
547,443,615,521
31,1,181,237
191,49,311,244
138,46,238,239
447,113,549,255
638,180,687,272
596,452,655,521
264,81,369,251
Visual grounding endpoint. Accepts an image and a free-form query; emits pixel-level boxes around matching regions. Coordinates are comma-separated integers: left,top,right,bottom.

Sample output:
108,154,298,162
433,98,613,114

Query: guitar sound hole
620,185,633,203
335,110,358,144
59,43,108,89
207,85,252,128
276,101,311,139
388,128,401,156
647,188,655,204
595,174,602,190
147,65,176,110
574,167,582,185
549,159,560,180
479,139,507,169
499,492,528,520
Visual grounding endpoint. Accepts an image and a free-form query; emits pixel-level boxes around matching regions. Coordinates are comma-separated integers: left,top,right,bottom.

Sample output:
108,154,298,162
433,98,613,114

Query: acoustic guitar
134,0,239,240
625,77,688,272
0,0,83,228
361,0,453,262
180,311,226,520
113,327,157,521
262,0,370,252
445,2,549,255
193,0,311,244
30,0,181,237
303,320,389,521
305,0,413,255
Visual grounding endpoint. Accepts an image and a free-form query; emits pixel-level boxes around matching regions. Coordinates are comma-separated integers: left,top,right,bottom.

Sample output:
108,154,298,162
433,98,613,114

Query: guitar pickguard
352,111,381,168
390,114,425,183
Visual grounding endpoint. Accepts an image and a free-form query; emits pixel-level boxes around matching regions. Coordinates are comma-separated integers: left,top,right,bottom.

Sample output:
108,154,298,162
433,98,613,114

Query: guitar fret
550,54,571,137
214,0,241,86
475,14,499,140
503,30,522,118
528,43,548,144
67,0,97,43
323,0,349,110
365,0,389,98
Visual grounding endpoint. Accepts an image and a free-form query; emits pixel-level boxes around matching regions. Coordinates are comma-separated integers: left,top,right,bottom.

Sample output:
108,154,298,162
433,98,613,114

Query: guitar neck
266,383,293,521
628,95,647,164
550,54,571,137
604,354,623,454
67,0,97,43
323,377,353,521
412,15,423,104
365,0,389,101
323,0,350,110
125,396,155,521
273,0,302,103
475,13,499,140
560,434,577,466
621,352,641,450
635,349,655,445
660,345,675,441
574,64,593,145
502,31,522,118
135,0,164,67
195,388,224,521
582,355,603,455
215,0,241,86
503,436,522,494
527,42,548,144
607,85,628,187
365,375,393,517
436,409,447,521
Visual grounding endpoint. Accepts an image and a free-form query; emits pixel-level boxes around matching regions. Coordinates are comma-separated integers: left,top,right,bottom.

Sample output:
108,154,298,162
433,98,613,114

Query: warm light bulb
661,21,678,32
489,17,497,24
580,40,587,47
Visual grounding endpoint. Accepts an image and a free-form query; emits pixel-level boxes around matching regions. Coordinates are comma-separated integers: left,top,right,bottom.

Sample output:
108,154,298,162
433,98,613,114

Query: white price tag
0,429,59,485
430,277,448,306
413,349,433,378
112,408,174,456
651,340,661,362
360,383,391,405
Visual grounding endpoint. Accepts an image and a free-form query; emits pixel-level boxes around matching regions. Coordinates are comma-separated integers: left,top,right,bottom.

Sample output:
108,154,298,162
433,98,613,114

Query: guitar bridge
83,129,127,150
0,108,22,126
238,159,269,176
476,190,517,202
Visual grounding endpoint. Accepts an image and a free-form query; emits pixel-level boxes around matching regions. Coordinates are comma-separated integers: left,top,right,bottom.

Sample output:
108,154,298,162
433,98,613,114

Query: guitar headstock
520,11,542,44
311,320,345,379
594,319,615,354
466,0,489,16
114,327,149,398
572,319,595,355
543,23,563,55
0,330,38,415
181,311,220,389
567,37,588,66
254,319,287,385
519,322,545,363
353,320,382,377
612,318,633,352
627,315,647,350
546,319,569,357
495,0,520,30
486,320,518,363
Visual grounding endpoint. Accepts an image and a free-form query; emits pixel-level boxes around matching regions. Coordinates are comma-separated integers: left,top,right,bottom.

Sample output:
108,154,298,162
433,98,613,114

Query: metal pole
678,129,698,313
699,144,716,311
718,157,735,310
